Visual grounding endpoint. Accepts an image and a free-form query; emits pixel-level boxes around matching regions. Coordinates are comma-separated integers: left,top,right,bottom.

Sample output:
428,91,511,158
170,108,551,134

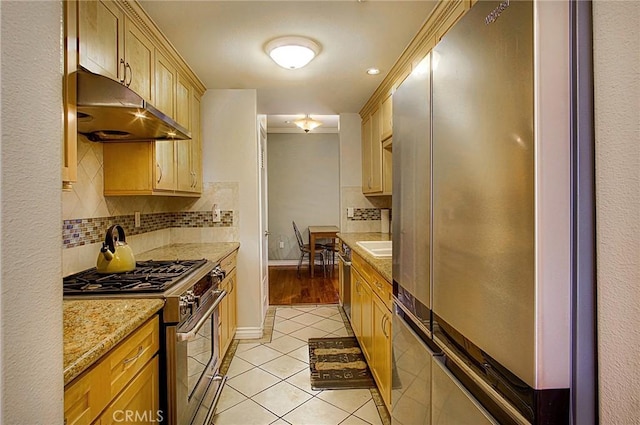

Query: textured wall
0,1,64,422
267,132,340,261
593,1,640,422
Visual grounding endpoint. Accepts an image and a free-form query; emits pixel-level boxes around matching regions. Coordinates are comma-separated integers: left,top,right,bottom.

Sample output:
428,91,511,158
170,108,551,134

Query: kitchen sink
356,241,392,257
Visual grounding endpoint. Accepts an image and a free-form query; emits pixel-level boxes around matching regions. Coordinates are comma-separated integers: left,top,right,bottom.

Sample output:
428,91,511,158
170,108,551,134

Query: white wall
593,1,640,423
0,1,64,422
201,89,264,337
267,133,340,261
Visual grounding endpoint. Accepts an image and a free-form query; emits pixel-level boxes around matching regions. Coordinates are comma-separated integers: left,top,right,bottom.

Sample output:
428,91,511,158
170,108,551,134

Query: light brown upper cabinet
78,2,154,104
189,92,203,194
361,106,384,194
67,0,206,195
154,50,176,120
381,94,393,141
78,0,124,82
124,19,154,103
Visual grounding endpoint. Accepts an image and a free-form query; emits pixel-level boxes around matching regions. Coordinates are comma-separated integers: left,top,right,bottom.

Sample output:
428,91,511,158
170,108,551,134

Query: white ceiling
139,1,438,132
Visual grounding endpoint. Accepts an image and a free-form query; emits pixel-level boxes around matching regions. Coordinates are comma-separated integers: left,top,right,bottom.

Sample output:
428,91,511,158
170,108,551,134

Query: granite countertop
337,232,392,283
135,242,240,264
63,298,164,385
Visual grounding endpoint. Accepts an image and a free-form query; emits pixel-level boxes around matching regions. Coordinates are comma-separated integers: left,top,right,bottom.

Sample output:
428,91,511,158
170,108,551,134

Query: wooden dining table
308,225,340,278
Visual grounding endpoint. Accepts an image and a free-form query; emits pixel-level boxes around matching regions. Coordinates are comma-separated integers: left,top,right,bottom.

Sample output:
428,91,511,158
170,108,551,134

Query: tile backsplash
63,210,234,249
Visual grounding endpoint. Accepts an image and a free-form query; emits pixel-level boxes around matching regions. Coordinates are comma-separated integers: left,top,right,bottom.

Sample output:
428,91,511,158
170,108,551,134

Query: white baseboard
234,327,264,339
268,259,300,266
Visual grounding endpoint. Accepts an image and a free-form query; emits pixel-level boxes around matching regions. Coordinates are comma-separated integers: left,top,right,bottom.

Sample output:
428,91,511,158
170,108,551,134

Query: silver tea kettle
96,224,136,273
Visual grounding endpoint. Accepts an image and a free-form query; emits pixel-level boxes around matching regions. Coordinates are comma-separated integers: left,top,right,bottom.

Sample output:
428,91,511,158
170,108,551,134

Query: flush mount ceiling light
366,67,380,75
265,36,321,69
294,114,322,133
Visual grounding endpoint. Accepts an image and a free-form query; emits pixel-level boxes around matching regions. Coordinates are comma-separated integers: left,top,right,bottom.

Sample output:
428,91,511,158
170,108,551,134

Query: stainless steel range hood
74,69,191,142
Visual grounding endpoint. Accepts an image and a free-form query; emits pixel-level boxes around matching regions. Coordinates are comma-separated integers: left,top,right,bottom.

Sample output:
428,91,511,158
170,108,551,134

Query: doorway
265,130,341,305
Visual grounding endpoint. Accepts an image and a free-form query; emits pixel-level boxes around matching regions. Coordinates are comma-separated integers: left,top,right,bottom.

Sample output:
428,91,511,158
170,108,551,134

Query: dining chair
318,238,338,276
292,221,328,278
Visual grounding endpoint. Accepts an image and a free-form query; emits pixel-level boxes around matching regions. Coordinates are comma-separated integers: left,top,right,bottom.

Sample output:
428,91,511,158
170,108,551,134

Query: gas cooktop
63,259,209,295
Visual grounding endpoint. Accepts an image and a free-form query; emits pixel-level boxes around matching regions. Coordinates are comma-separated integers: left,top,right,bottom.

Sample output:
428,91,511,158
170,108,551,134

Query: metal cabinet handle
156,163,163,184
375,280,383,290
119,58,126,83
381,315,390,338
123,346,144,365
125,62,132,87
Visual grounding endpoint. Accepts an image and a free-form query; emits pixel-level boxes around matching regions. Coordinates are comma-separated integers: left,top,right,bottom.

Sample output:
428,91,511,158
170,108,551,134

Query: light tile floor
210,305,389,425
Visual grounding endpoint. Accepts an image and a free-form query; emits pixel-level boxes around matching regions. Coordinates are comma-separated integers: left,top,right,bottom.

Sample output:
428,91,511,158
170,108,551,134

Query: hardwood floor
268,265,339,305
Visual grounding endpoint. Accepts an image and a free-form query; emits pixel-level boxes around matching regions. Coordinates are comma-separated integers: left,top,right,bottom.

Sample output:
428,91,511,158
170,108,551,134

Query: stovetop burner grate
63,259,208,294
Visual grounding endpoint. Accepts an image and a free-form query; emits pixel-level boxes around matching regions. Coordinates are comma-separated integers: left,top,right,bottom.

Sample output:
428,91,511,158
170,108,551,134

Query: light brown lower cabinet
96,356,160,424
218,250,238,360
64,316,160,425
372,293,392,405
350,254,393,409
219,269,237,359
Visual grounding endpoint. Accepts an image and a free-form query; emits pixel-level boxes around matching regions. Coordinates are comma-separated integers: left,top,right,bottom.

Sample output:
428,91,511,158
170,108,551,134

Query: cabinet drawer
106,316,159,399
220,250,237,274
97,356,160,425
352,252,392,309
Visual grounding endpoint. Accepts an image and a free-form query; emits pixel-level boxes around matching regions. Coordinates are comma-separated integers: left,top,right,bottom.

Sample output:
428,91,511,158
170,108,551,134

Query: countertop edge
63,298,164,386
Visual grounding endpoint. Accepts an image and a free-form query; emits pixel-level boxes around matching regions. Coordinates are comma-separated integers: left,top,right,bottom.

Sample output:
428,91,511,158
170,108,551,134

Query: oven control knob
179,295,192,316
185,290,196,303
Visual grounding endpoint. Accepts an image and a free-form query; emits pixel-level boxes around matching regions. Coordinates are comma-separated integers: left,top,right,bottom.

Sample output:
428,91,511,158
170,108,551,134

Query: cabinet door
350,268,363,338
369,107,383,192
175,74,191,130
361,116,373,193
372,295,392,408
154,140,176,191
190,92,203,193
103,142,154,195
218,281,230,356
175,139,192,192
78,0,123,81
175,75,193,192
124,18,154,103
154,50,176,119
360,279,373,362
228,271,237,339
381,93,393,141
98,356,160,425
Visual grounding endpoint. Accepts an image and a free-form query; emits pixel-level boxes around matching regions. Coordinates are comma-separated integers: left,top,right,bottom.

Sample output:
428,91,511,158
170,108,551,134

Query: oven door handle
176,289,227,342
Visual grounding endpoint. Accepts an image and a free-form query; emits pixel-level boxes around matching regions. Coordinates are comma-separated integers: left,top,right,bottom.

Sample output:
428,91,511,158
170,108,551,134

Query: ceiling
139,1,438,132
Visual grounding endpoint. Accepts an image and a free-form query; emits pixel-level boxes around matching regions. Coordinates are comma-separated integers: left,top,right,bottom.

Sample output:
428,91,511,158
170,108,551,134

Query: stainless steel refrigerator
392,1,574,423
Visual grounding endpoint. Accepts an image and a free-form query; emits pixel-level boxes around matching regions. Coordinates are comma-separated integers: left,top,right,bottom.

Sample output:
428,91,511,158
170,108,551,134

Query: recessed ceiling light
366,68,381,75
265,36,321,70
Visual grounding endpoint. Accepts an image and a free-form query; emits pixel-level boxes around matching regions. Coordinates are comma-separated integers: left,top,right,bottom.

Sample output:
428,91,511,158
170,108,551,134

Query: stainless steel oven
163,264,227,425
63,258,228,425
